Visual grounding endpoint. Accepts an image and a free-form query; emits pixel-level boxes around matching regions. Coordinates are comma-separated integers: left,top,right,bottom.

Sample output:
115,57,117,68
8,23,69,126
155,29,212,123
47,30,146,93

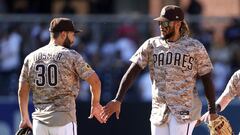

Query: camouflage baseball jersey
19,43,94,126
222,70,240,98
130,36,213,125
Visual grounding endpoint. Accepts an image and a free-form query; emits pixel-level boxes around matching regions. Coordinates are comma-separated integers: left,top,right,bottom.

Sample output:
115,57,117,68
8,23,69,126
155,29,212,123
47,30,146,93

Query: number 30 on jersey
35,63,58,87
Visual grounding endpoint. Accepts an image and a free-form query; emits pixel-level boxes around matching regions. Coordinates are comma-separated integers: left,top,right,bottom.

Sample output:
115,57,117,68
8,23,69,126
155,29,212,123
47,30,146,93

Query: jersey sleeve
224,70,240,98
195,41,213,76
19,56,30,84
73,52,95,80
130,39,150,69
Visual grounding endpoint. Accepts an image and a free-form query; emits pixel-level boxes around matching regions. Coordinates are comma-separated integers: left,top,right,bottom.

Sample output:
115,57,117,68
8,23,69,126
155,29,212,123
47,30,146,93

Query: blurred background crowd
0,0,240,134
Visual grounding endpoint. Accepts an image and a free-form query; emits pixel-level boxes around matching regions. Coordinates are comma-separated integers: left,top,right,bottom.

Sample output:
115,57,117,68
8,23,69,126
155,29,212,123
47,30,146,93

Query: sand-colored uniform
222,70,240,98
130,36,213,125
19,44,94,126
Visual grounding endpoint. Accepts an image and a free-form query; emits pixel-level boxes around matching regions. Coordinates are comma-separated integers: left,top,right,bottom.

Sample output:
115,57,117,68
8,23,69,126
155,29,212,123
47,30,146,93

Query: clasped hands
89,100,121,124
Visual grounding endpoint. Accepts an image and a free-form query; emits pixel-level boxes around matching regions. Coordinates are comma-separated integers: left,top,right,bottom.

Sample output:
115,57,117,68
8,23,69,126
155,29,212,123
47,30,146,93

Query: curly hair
180,20,190,37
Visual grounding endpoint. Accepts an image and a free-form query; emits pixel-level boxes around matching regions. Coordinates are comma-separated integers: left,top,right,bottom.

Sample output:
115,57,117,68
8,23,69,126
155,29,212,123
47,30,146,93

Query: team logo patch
82,64,92,72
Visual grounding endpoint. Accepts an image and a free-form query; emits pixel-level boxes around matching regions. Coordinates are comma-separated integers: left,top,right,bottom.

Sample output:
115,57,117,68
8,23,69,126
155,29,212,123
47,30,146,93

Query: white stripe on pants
151,114,197,135
33,119,77,135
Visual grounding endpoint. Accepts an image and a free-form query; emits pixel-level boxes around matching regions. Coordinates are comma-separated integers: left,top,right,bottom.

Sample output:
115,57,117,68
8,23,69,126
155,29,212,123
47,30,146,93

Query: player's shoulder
229,69,240,83
62,48,81,57
148,36,161,43
24,45,46,61
180,36,206,50
184,36,203,46
233,69,240,77
141,36,161,47
59,48,85,62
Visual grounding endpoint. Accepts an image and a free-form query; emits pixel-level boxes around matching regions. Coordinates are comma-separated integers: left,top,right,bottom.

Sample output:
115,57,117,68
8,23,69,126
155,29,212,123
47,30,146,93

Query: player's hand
203,112,218,122
196,112,219,126
88,103,107,124
19,118,32,129
196,111,209,127
209,113,218,121
101,99,121,120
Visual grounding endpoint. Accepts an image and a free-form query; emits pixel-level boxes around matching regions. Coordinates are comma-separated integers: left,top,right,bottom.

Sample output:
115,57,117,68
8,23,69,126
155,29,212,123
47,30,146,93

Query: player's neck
49,39,63,46
167,32,181,42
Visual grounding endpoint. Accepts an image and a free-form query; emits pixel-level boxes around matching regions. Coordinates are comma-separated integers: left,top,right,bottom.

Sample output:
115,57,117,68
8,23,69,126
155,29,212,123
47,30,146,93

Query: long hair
50,32,60,39
180,20,190,37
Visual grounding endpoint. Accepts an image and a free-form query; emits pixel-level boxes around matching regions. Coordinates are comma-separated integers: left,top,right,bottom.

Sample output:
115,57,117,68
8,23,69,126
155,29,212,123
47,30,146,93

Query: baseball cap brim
49,29,82,33
153,17,169,22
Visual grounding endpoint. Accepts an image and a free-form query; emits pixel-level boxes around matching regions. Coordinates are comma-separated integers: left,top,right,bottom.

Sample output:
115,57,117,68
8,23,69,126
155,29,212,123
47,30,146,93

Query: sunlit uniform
130,36,213,125
19,43,94,126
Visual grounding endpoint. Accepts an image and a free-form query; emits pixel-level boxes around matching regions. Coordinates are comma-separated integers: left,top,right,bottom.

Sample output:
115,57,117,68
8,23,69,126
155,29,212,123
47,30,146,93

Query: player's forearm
18,82,30,119
87,73,101,105
216,92,233,112
90,85,101,105
201,72,216,114
115,63,142,102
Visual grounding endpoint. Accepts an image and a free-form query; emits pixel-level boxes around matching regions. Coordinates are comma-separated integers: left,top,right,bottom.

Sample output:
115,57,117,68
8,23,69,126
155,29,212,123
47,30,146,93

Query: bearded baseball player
18,17,106,135
101,5,218,135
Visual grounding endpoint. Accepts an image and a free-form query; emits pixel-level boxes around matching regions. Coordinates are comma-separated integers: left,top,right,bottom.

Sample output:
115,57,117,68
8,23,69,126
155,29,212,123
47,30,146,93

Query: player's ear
175,21,182,30
60,31,67,39
179,21,183,27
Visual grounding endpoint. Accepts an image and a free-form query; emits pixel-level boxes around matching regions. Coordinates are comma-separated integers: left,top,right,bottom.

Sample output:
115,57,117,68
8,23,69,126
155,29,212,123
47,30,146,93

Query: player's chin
160,32,168,38
160,35,167,40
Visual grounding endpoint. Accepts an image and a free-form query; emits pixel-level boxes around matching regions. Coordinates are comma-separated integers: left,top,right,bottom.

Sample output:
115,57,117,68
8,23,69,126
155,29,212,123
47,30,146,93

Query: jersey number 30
35,64,58,87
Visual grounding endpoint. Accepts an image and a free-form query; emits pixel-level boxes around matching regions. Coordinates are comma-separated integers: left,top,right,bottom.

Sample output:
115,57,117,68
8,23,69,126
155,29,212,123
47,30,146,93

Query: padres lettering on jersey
130,36,213,125
153,52,194,70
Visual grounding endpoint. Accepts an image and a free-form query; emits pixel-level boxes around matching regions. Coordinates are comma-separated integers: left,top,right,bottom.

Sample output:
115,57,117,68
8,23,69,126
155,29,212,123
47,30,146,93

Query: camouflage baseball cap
49,17,81,33
154,5,184,22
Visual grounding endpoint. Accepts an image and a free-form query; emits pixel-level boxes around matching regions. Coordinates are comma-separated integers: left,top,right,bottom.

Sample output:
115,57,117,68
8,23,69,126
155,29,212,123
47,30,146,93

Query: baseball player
18,17,105,135
101,5,218,135
215,69,240,112
200,69,240,126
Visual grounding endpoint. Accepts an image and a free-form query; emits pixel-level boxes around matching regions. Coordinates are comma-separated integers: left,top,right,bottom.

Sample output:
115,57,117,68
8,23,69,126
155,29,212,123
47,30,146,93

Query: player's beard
63,36,73,49
160,27,175,40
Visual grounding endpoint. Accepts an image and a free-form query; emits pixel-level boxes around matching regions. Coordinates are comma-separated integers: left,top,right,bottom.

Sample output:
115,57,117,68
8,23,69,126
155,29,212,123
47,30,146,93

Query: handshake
88,99,122,123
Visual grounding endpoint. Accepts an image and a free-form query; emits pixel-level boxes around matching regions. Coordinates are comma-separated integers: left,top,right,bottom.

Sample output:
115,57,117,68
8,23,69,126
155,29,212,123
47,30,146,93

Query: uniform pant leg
49,122,77,135
151,123,170,135
33,119,49,135
169,114,197,135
